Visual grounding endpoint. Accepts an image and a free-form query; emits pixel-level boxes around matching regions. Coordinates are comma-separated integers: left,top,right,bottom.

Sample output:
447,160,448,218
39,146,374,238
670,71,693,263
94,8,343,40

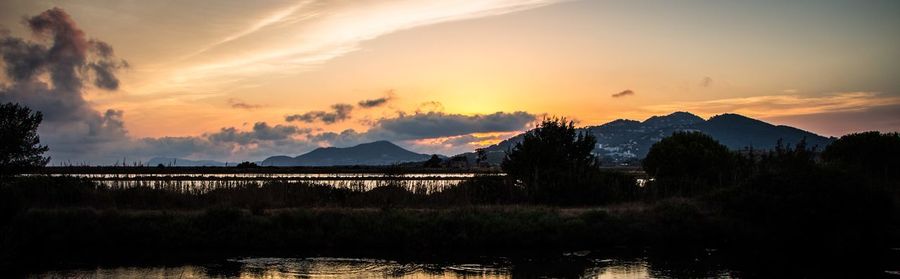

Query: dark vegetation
235,161,259,168
0,103,49,176
0,110,898,274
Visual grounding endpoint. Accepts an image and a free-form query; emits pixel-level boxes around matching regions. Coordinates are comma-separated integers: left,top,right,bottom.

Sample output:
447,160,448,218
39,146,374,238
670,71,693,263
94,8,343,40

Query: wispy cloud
177,1,314,61
143,0,566,94
227,98,262,110
699,76,713,88
642,92,900,118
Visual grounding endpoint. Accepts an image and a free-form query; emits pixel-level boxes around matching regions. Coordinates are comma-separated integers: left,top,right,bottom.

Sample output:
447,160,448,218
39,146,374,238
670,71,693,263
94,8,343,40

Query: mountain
696,113,832,150
147,157,227,167
475,111,833,165
261,140,432,166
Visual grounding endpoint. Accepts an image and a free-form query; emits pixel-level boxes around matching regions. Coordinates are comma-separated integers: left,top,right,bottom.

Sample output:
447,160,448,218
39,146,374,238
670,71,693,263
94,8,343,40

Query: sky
1,0,898,164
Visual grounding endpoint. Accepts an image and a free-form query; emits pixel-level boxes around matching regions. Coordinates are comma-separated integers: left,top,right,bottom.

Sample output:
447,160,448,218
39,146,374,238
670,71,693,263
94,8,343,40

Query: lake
28,172,506,193
26,252,900,278
25,255,740,278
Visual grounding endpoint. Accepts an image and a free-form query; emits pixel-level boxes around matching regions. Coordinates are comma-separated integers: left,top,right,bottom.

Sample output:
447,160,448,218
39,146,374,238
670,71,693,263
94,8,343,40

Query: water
29,173,504,193
26,256,737,278
38,173,492,179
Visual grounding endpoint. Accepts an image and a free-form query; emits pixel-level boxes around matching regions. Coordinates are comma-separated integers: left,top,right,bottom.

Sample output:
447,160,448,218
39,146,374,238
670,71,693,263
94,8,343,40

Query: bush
642,131,738,197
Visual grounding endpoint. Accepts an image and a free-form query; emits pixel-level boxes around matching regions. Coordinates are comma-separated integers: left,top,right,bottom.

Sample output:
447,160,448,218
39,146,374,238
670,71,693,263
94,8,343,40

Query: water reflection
93,179,466,194
30,256,737,278
34,173,498,179
28,173,504,193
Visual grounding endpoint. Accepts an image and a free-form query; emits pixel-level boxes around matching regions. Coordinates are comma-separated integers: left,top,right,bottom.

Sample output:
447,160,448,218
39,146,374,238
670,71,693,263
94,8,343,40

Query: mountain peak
360,140,400,147
643,111,704,126
707,113,764,125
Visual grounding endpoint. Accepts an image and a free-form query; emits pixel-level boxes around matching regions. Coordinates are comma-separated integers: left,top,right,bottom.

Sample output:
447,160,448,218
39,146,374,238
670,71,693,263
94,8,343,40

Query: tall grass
0,175,520,211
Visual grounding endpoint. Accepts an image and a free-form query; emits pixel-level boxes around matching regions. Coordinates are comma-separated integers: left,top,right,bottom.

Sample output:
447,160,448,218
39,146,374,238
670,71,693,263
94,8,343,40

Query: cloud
358,90,395,108
178,1,312,60
358,98,389,108
699,76,713,88
227,98,262,109
416,101,445,113
765,104,900,137
612,89,635,98
1,8,550,163
207,122,309,145
282,111,535,151
0,8,130,162
124,123,318,163
88,60,126,89
306,111,535,150
145,0,566,94
308,129,367,147
285,103,354,124
298,111,535,156
642,92,900,119
366,111,536,140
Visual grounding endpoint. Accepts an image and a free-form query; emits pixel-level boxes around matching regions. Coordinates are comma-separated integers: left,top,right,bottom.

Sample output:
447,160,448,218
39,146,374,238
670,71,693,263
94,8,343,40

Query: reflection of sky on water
27,173,505,193
32,256,733,278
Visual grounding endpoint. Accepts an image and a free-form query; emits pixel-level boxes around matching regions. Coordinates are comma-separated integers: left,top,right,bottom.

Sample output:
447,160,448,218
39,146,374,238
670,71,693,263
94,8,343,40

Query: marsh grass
0,175,520,212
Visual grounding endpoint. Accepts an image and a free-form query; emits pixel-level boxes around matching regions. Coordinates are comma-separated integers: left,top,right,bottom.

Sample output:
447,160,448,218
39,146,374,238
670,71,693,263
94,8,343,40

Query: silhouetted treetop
642,131,736,195
423,154,442,168
235,161,258,168
502,117,598,202
822,131,900,181
1,103,49,174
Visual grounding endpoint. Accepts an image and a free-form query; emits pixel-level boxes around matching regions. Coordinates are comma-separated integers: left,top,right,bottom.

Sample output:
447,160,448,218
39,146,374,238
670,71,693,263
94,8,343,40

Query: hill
261,140,431,166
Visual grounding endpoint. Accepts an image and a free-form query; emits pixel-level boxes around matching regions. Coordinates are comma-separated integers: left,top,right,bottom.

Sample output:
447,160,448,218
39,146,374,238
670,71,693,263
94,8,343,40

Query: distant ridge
261,140,431,166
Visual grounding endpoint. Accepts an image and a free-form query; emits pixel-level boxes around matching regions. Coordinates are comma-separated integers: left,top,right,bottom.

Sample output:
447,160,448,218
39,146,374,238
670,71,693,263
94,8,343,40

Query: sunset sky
1,0,898,164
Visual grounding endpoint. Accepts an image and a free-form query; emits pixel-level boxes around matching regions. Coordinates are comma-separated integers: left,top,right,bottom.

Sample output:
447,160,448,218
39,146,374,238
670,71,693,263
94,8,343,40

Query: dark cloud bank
0,8,536,164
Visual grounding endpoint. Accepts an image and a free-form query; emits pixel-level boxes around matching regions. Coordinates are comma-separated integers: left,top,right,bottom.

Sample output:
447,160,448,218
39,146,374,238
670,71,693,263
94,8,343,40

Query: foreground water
28,256,738,278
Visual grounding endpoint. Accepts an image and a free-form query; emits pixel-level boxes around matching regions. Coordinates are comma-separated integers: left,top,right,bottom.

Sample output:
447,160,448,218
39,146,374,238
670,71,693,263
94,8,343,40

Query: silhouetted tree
475,148,488,167
236,161,258,168
1,103,49,175
423,154,442,168
822,131,900,182
756,138,817,176
502,117,598,203
642,131,736,197
447,155,469,168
